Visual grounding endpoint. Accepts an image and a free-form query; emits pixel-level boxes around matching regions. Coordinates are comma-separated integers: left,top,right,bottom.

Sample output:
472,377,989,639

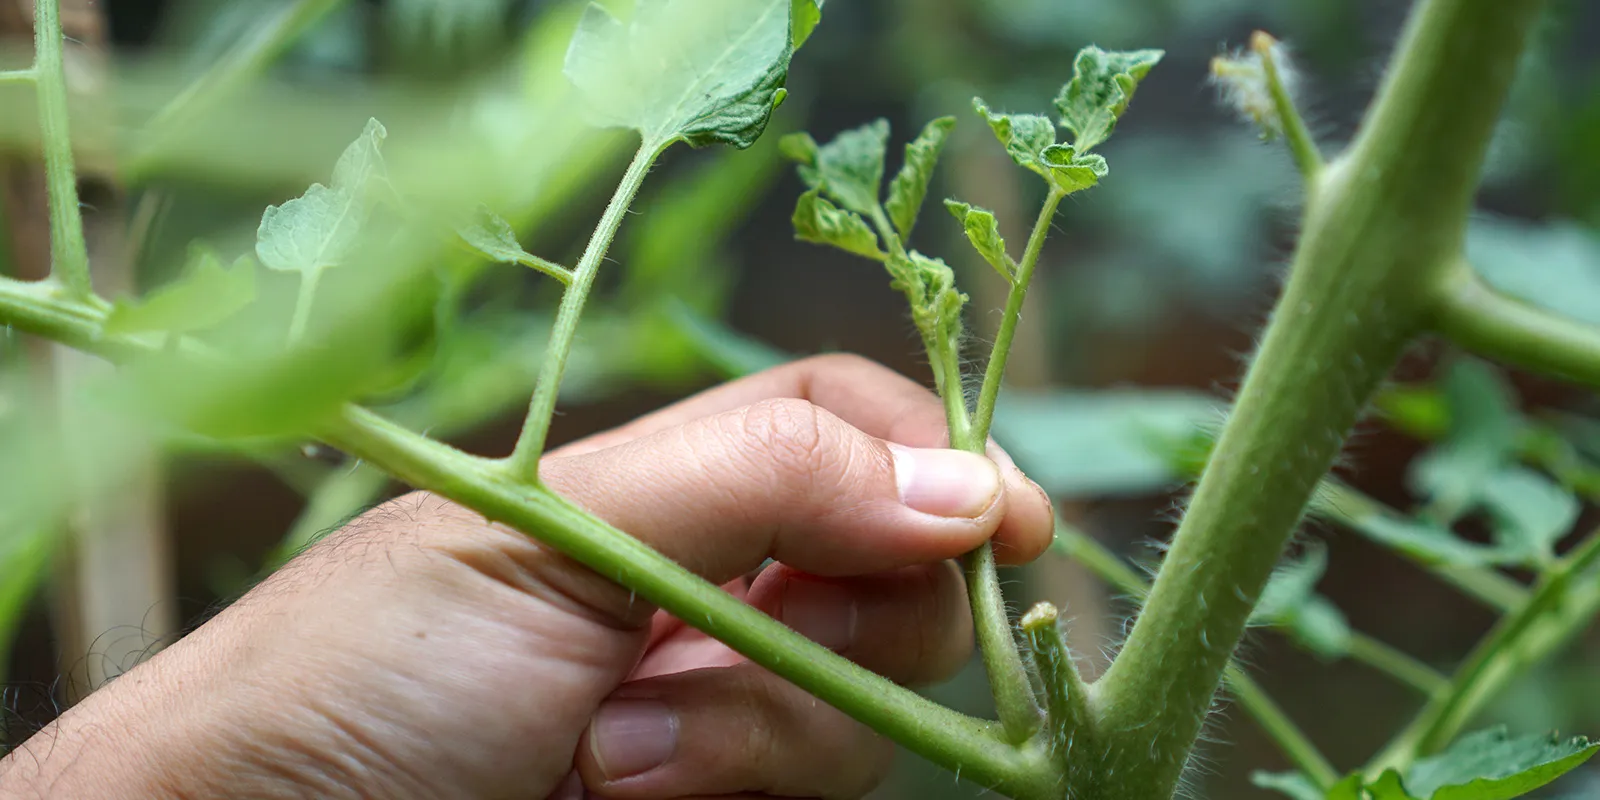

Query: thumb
542,397,1007,606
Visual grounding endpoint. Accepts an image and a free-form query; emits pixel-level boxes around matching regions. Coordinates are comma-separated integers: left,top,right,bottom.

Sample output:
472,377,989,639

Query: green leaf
1054,45,1163,153
1336,505,1515,568
563,0,797,149
944,200,1012,281
974,99,1058,175
1250,771,1327,800
104,248,257,336
790,0,822,49
784,119,890,216
1407,728,1599,799
1410,359,1520,524
256,183,364,276
256,118,393,277
1467,217,1600,326
331,118,391,199
1250,541,1352,658
885,116,956,241
1480,467,1578,563
454,205,571,282
991,390,1221,497
1369,770,1417,799
791,188,884,260
1041,143,1108,194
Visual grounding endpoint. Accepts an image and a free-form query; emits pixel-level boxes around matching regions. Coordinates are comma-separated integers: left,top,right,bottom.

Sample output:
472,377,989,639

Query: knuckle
734,398,836,488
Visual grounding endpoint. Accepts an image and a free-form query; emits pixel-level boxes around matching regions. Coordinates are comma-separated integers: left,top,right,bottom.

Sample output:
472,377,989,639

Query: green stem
32,0,92,300
1431,259,1600,389
1225,665,1341,789
1369,530,1600,774
1346,632,1449,697
972,189,1062,439
288,268,322,344
508,140,660,479
1049,520,1337,785
0,275,1064,800
1251,31,1322,182
1092,1,1542,793
1316,480,1528,612
1021,604,1094,766
0,69,35,84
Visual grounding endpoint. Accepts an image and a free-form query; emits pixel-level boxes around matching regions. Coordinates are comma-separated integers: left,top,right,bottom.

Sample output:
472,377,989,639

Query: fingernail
889,444,1002,518
590,700,678,780
782,578,857,651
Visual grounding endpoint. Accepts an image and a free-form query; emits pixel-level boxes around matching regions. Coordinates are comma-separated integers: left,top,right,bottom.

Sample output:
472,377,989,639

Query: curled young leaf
563,0,801,150
332,118,391,200
1054,45,1163,153
973,98,1057,175
256,118,394,277
1040,144,1108,194
885,116,956,241
791,188,884,260
783,119,890,216
944,199,1012,282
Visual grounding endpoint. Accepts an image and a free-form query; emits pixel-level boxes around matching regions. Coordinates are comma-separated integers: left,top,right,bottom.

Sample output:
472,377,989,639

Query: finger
544,398,1005,591
633,562,973,686
577,664,893,799
548,354,1054,565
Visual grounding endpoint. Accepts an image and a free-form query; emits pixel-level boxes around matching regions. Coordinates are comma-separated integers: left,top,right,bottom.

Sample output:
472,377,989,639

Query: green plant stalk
32,0,92,300
1021,604,1094,767
1251,31,1322,182
288,269,322,344
1347,632,1449,697
0,275,1065,799
950,191,1071,745
1225,665,1341,788
0,69,35,83
1049,522,1338,785
1431,260,1600,389
1091,1,1542,793
1369,529,1600,774
1316,481,1528,612
972,189,1063,438
864,203,1040,744
509,141,661,478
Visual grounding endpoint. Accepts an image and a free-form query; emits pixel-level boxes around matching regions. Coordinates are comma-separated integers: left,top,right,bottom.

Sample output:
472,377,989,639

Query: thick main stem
32,0,92,299
509,141,659,478
1090,1,1544,795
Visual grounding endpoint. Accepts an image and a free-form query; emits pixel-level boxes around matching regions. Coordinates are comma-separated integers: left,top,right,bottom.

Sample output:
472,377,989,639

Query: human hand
0,355,1054,800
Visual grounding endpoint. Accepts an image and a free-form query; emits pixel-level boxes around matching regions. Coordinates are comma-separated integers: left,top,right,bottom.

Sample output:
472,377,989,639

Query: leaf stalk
31,0,93,300
508,140,661,478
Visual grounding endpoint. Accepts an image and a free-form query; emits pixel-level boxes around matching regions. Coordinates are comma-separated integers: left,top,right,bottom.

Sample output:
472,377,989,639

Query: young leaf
331,118,391,200
454,205,572,283
790,0,823,49
256,118,393,277
1054,46,1163,153
781,119,890,216
973,99,1057,175
791,188,884,260
1250,541,1352,658
1405,728,1599,799
256,183,364,276
1040,144,1108,194
104,249,257,336
1410,359,1521,523
944,200,1012,281
1250,771,1326,800
885,116,956,241
1480,467,1578,564
563,0,799,150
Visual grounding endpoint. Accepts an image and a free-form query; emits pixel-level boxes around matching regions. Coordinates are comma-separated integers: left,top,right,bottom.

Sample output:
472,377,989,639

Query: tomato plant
3,0,1600,797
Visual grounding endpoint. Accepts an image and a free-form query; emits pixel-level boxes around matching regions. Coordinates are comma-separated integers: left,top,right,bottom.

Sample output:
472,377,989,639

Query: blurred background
2,0,1600,796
